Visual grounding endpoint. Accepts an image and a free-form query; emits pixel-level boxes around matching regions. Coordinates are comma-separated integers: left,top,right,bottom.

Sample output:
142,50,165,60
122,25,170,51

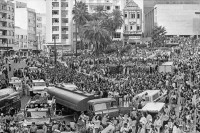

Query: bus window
145,97,150,102
93,103,107,111
153,93,159,101
89,105,93,111
110,101,117,108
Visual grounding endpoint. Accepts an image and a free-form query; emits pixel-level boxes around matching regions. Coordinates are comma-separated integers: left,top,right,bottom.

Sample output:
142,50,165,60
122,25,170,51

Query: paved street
4,59,27,79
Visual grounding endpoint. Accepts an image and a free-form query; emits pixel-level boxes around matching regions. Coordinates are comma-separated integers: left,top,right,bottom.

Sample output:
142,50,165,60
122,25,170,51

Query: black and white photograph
0,0,200,133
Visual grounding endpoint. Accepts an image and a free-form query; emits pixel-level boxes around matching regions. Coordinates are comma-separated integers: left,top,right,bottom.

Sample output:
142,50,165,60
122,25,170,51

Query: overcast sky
14,0,46,14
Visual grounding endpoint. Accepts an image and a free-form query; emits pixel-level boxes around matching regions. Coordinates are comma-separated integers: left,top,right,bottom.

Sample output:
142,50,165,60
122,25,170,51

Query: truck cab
87,98,119,117
29,79,47,96
23,96,56,128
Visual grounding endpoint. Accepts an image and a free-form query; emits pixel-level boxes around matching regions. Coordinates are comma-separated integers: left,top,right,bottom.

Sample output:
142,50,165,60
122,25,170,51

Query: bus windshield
33,82,46,86
26,111,50,119
94,103,107,111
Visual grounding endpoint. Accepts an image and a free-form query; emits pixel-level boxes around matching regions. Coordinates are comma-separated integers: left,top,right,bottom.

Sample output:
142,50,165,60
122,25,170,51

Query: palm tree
82,20,111,56
72,1,90,50
102,9,123,39
72,1,90,26
92,5,108,20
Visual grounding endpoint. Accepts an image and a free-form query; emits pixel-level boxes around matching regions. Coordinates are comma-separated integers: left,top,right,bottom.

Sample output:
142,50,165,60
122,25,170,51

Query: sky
14,0,46,14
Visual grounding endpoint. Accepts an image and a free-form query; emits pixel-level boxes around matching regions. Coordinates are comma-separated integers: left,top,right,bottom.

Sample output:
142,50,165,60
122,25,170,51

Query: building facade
145,4,200,37
36,13,43,50
144,0,200,37
46,0,72,52
123,0,142,45
0,0,15,56
15,26,31,56
15,2,37,52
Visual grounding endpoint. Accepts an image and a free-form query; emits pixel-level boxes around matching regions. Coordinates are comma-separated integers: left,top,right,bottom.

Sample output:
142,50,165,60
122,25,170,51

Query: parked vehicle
47,83,130,121
0,88,21,116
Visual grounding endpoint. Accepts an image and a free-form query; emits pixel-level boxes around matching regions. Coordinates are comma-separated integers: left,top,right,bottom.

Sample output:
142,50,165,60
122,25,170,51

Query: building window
137,13,140,19
115,6,120,10
131,13,135,19
114,33,121,38
106,6,110,10
124,13,127,18
125,25,127,31
137,25,140,30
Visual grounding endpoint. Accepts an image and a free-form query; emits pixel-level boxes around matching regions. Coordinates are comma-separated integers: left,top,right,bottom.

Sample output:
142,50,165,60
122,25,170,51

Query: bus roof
88,98,116,104
162,62,173,66
140,102,165,112
136,90,160,97
32,80,45,83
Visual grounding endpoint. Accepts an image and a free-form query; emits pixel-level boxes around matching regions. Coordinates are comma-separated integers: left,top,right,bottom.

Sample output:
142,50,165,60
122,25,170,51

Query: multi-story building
36,13,43,50
46,0,144,52
15,1,37,52
0,0,15,56
46,0,72,53
144,0,200,37
15,26,30,56
82,0,126,43
123,0,142,45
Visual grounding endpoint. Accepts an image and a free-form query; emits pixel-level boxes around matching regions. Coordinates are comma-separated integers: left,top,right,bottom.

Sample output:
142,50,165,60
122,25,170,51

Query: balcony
61,23,68,26
0,26,13,31
52,23,59,26
52,6,59,10
61,39,68,42
0,8,8,13
0,35,14,39
52,30,59,34
0,17,6,22
61,14,68,18
52,14,59,18
62,30,68,34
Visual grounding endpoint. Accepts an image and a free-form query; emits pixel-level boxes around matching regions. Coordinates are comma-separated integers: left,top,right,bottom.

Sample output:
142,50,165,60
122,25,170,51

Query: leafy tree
72,1,91,49
151,26,167,47
82,20,112,56
92,5,108,20
102,9,124,39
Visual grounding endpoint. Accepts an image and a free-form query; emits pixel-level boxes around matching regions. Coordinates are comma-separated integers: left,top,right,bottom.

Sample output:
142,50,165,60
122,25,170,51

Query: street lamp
6,39,9,57
75,0,78,57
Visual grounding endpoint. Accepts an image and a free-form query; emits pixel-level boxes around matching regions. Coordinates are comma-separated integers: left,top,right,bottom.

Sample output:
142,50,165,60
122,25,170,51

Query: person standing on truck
42,122,48,133
29,122,38,133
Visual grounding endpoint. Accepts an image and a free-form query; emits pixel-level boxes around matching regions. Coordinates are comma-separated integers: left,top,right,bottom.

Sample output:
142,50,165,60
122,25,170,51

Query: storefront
17,49,32,57
0,47,13,57
123,32,142,45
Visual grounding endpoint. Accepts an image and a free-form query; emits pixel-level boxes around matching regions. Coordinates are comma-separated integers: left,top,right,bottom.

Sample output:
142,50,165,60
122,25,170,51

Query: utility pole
53,36,57,83
6,40,8,57
54,36,57,66
75,0,78,57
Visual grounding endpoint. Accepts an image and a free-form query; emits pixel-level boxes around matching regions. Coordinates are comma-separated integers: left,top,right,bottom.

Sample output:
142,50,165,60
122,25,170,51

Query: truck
23,95,56,129
29,79,47,96
0,88,21,116
47,83,131,121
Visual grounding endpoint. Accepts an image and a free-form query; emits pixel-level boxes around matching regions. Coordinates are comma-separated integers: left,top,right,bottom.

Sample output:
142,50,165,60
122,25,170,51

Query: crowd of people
1,36,200,133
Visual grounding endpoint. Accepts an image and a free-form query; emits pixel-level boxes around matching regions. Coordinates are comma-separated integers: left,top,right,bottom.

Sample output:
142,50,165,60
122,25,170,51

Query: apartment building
46,0,72,53
0,0,15,56
36,13,43,50
15,26,30,56
15,1,37,51
123,0,142,45
144,0,200,37
82,0,126,42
